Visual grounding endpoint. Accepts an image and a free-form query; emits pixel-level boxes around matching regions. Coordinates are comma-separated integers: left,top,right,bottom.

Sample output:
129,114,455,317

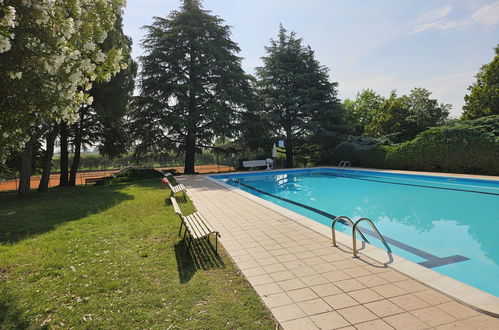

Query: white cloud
411,1,499,34
415,6,452,23
471,0,499,26
410,5,466,34
411,20,461,34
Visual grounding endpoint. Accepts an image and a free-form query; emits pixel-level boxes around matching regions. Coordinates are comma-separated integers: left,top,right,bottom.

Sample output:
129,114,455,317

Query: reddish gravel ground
0,165,234,191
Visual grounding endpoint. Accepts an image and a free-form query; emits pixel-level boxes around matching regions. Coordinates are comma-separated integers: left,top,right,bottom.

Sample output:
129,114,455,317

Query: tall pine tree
256,25,341,168
130,0,251,174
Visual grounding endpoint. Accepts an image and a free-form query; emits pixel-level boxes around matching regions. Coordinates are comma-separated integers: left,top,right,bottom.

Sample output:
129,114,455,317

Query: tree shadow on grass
0,288,30,329
0,184,132,245
174,237,225,284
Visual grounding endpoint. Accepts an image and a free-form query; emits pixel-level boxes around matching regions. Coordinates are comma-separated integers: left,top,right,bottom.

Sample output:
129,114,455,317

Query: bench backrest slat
242,160,268,167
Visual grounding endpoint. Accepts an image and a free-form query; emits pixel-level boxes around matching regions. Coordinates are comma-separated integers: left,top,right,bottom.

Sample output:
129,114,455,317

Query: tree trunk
69,113,84,186
38,124,58,192
184,135,196,174
59,122,69,186
17,128,46,196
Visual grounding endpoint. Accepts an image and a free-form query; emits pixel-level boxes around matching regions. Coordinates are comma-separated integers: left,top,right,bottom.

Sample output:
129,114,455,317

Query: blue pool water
212,168,499,296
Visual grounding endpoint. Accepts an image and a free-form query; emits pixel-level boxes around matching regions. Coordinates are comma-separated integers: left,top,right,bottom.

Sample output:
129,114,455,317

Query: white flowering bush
0,0,127,151
0,3,15,52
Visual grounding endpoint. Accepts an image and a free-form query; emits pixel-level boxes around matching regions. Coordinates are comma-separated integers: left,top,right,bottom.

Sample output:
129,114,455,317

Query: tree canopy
0,0,127,143
343,89,384,135
0,0,127,194
462,45,499,119
256,25,341,167
129,0,252,173
347,88,450,143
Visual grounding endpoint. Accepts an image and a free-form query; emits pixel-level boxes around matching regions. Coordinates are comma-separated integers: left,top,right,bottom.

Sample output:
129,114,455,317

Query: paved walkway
179,176,499,330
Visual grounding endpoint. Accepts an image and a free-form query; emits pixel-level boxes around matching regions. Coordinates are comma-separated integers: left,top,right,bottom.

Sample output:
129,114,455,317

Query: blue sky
123,0,499,117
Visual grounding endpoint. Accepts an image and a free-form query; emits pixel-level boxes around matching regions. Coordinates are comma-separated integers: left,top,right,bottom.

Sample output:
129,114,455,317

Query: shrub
96,168,164,185
331,136,390,167
331,115,499,175
113,168,164,182
387,116,499,175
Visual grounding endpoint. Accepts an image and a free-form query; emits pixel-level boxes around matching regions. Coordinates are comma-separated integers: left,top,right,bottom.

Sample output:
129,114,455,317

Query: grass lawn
0,179,276,329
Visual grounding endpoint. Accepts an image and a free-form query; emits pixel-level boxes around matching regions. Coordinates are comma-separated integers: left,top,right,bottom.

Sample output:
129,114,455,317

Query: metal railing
331,216,391,257
331,216,369,247
352,218,391,257
338,160,351,168
337,160,351,176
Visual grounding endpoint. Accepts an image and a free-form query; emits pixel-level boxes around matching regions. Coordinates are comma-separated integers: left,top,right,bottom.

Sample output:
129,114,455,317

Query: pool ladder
337,160,351,176
331,216,391,257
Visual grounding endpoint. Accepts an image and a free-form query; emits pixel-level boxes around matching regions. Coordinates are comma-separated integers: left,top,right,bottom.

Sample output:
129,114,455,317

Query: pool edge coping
203,169,499,317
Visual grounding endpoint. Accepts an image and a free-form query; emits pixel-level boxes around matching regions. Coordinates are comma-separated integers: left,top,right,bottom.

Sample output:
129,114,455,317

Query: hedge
331,115,499,175
96,168,164,185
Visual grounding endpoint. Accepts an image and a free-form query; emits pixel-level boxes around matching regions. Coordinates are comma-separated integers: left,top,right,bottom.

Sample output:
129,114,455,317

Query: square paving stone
309,311,349,329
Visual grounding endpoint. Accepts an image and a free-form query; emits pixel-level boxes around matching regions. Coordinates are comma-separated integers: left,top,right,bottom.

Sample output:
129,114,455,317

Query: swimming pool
212,168,499,297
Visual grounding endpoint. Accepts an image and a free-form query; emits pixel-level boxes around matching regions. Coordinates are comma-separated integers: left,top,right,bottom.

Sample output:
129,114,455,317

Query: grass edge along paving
0,178,276,329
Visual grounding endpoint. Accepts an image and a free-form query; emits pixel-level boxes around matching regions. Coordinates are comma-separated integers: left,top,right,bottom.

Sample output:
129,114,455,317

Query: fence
0,164,235,191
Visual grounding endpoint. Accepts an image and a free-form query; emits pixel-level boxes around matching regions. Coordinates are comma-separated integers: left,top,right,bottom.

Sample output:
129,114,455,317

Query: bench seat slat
173,184,185,193
182,216,200,238
167,180,186,195
191,213,212,237
184,215,207,239
189,213,210,237
192,212,214,234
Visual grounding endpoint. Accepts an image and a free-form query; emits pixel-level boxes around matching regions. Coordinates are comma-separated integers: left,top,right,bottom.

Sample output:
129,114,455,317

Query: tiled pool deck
178,175,499,330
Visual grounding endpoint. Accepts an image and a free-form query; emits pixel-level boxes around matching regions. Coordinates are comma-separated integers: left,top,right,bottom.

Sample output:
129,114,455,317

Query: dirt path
0,165,234,191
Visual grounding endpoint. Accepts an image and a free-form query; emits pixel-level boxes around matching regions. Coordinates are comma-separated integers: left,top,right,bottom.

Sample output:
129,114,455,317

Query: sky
123,0,499,118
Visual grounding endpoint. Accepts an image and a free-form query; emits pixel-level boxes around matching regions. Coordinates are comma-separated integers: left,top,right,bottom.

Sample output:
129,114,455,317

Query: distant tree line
1,0,498,196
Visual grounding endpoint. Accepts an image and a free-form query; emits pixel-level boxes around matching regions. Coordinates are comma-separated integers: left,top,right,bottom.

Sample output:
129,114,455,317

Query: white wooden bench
170,197,220,253
162,174,187,197
242,158,273,170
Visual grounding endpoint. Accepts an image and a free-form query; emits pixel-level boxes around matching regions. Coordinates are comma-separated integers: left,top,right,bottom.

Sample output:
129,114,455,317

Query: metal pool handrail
337,161,351,176
337,160,351,168
331,216,369,247
352,217,392,257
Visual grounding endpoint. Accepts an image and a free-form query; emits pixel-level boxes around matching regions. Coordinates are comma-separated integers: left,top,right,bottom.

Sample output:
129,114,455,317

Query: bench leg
207,234,219,255
178,222,183,237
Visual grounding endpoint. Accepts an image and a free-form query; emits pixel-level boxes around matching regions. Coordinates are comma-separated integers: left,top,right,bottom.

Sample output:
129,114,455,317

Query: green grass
0,179,275,329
